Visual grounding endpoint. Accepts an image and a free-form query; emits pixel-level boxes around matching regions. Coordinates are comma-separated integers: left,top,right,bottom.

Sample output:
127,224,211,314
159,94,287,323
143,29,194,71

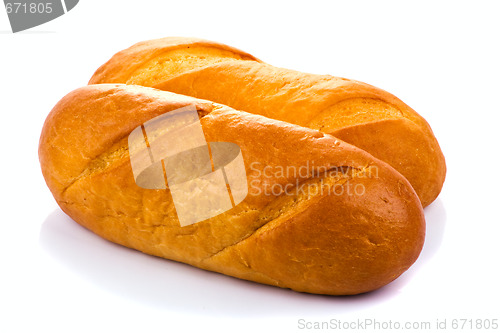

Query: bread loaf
89,37,446,207
39,84,425,295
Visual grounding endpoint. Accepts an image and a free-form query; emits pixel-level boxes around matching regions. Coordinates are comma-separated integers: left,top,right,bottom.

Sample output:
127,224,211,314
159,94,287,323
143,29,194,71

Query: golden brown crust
88,37,445,207
39,84,425,295
89,37,260,86
153,62,445,207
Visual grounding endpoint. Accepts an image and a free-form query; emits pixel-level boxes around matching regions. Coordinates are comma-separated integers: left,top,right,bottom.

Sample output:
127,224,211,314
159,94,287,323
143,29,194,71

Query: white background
1,1,499,332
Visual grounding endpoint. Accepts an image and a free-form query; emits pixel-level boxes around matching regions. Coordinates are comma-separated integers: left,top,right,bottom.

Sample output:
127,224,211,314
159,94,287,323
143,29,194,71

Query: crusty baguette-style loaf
39,84,425,295
89,37,446,207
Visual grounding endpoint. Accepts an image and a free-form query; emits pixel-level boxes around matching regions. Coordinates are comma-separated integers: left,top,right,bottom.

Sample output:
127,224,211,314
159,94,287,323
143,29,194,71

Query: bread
89,37,446,207
39,84,425,295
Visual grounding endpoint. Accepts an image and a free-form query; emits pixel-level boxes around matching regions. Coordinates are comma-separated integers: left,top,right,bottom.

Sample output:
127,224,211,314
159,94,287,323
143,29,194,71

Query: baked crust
39,84,425,295
89,37,445,207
